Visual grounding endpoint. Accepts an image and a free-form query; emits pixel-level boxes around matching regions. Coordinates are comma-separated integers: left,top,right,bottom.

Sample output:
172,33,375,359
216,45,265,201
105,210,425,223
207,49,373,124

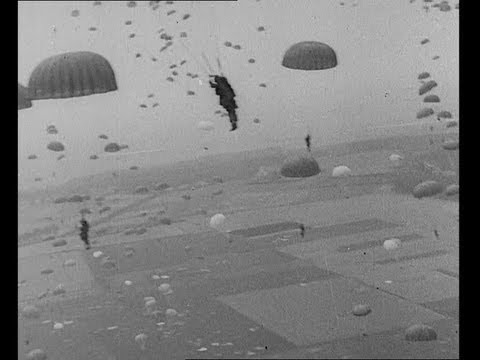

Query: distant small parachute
71,9,80,17
152,102,159,107
418,72,430,80
147,93,154,98
442,140,459,150
248,58,256,63
259,83,267,88
172,71,178,76
439,2,451,11
27,155,38,160
420,38,429,45
18,83,32,110
151,57,157,62
169,64,177,69
127,1,137,8
416,107,435,119
280,155,321,178
224,41,232,47
210,213,226,230
34,177,42,182
130,166,139,170
198,121,215,131
413,180,443,199
90,155,99,160
166,77,174,82
437,110,452,119
47,141,65,152
445,184,459,196
57,154,65,160
332,165,352,177
125,20,132,25
253,118,260,124
180,60,187,65
99,134,108,140
446,120,458,128
104,142,121,153
182,14,191,20
187,90,195,95
140,104,147,108
257,26,265,32
419,80,437,95
47,125,58,134
28,52,117,100
129,33,136,38
167,10,176,16
389,154,403,162
432,55,440,60
89,27,97,31
135,53,141,58
282,41,337,70
233,45,242,50
423,94,440,103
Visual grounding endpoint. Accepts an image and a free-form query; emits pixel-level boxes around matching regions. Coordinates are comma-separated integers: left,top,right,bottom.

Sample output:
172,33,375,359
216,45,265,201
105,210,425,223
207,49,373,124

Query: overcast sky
18,0,458,189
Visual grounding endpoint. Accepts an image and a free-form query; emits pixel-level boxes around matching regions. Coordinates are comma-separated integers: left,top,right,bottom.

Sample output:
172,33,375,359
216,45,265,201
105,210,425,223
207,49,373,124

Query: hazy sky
18,0,458,189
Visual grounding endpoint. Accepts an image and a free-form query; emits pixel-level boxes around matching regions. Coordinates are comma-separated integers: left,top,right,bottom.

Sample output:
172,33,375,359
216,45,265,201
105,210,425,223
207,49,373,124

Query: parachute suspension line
177,38,211,77
201,52,216,74
210,3,224,75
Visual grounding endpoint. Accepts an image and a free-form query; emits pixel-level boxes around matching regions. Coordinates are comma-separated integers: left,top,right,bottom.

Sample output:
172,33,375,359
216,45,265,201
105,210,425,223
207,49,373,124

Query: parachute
420,38,429,45
47,141,65,152
127,1,137,8
130,166,139,170
27,155,38,160
198,121,215,131
210,214,226,229
389,154,403,162
445,184,459,196
282,41,337,70
446,120,458,128
257,26,265,32
248,58,256,64
253,118,260,124
437,110,452,119
46,125,58,134
442,140,459,150
418,72,430,80
259,83,267,88
280,155,321,178
332,165,352,177
233,45,242,50
423,94,440,103
28,52,117,100
90,155,99,160
416,107,435,119
419,80,438,96
224,41,232,47
104,142,121,153
71,9,80,17
99,134,108,140
57,154,65,160
18,83,32,110
412,180,443,199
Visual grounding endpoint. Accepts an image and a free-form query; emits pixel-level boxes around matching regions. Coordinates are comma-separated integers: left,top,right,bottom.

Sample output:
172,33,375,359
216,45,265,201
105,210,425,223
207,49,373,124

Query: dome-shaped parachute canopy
197,121,214,131
47,141,65,152
18,83,32,110
46,125,58,134
412,180,443,199
418,72,430,80
210,213,226,229
28,154,38,160
419,80,437,96
420,38,429,45
332,165,352,177
389,153,403,162
437,110,452,119
445,120,458,128
442,140,459,150
130,166,139,170
282,41,338,70
416,107,435,119
423,94,440,103
99,134,108,140
28,52,117,100
280,155,321,178
26,348,47,360
445,184,459,196
405,324,437,342
90,154,99,160
104,142,121,153
253,118,260,124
